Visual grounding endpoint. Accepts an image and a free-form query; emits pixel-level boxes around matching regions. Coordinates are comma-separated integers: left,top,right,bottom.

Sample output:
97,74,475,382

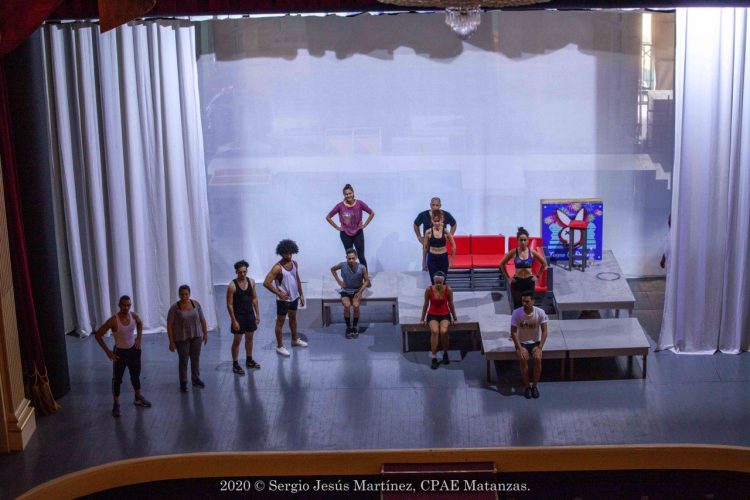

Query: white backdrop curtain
659,8,750,353
43,20,217,335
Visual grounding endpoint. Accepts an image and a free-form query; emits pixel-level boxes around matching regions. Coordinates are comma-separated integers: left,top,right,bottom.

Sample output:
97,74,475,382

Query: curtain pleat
659,8,750,353
43,21,217,335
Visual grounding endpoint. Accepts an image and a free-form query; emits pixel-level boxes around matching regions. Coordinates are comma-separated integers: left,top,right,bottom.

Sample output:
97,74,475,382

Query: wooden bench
561,318,649,379
480,317,650,382
322,296,398,326
480,316,567,382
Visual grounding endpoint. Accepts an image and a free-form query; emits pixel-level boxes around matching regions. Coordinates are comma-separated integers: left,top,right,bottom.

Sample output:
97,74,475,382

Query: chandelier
378,0,551,40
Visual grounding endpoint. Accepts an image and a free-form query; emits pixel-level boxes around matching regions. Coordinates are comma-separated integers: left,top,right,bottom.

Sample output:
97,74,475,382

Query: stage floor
1,280,749,499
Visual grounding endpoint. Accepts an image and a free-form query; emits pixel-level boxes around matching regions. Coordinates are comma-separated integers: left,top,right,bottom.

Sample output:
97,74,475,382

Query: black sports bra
429,229,446,248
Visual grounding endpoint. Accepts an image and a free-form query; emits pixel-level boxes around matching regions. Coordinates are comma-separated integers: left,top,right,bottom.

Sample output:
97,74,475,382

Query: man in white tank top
95,295,152,417
264,239,309,356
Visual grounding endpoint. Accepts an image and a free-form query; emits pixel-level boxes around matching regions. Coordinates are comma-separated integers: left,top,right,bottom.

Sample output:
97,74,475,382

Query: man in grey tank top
330,248,369,338
264,239,309,357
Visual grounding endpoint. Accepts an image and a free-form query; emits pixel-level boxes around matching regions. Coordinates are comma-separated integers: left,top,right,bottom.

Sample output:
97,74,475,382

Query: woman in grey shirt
167,285,208,392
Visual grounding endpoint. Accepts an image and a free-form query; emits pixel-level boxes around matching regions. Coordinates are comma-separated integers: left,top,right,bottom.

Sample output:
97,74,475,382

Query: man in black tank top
227,260,261,374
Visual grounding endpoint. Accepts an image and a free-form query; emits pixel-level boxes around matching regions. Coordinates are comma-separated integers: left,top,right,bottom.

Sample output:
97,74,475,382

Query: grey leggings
176,337,202,382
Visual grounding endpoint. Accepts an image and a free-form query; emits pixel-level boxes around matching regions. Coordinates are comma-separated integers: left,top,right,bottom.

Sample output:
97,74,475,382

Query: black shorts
339,291,358,301
521,341,541,354
276,298,299,316
232,314,257,334
426,314,452,323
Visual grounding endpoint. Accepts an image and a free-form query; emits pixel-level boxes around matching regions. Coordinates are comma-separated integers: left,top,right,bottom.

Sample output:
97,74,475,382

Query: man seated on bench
330,248,369,339
511,291,548,400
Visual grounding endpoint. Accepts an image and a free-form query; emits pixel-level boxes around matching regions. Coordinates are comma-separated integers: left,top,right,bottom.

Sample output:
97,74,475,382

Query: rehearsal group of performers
95,185,550,418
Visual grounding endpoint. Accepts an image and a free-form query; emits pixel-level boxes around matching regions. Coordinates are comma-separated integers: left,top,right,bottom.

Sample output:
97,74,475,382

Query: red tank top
428,285,450,315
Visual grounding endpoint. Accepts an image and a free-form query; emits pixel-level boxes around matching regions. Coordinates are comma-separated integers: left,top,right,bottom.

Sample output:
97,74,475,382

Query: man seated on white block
330,248,369,339
510,291,548,399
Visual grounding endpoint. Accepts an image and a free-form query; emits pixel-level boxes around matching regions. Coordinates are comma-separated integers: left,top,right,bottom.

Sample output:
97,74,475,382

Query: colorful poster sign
540,198,603,262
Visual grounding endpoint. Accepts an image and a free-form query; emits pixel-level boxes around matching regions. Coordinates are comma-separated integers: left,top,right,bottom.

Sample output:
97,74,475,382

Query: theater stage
1,278,749,499
299,253,649,375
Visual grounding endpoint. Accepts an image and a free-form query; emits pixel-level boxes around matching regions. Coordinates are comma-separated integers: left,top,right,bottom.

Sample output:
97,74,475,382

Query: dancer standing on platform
330,248,370,339
227,260,261,375
326,184,375,271
499,227,547,309
511,291,548,399
264,239,309,356
167,285,208,391
95,295,151,417
413,197,457,243
423,211,456,284
419,271,457,369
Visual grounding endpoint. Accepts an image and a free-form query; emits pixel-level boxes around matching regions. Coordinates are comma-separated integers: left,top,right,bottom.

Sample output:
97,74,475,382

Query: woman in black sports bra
422,210,456,284
499,226,547,309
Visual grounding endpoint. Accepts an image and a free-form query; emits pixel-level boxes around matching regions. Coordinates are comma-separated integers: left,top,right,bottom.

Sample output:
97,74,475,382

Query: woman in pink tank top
326,183,375,270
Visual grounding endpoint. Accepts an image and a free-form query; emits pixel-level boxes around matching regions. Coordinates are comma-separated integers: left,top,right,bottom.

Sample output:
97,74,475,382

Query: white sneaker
292,338,308,347
276,346,291,356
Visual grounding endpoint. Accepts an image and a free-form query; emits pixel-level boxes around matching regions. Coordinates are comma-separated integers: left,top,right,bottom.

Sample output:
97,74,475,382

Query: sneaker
431,358,439,370
134,396,152,408
112,403,121,418
531,385,540,399
345,327,353,339
276,346,291,356
246,359,261,369
232,364,246,375
351,326,359,338
192,378,205,388
524,387,532,399
441,352,449,365
292,338,308,347
180,381,188,393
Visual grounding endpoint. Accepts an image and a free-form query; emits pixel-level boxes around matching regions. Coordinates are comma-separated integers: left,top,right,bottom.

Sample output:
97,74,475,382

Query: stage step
381,462,497,499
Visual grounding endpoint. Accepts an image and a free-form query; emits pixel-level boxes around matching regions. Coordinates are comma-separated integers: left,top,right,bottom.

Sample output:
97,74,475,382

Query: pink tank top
114,312,136,349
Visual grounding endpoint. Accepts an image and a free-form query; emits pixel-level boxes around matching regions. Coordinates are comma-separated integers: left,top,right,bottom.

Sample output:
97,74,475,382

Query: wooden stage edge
21,445,750,499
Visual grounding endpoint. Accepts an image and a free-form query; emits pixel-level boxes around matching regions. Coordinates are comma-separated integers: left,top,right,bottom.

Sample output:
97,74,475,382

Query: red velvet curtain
0,1,64,56
0,61,60,415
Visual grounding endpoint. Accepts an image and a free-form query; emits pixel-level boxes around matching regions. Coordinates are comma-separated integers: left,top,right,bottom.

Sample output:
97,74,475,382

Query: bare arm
511,325,528,360
356,266,369,297
539,322,548,351
447,288,457,323
167,309,176,351
422,230,431,269
95,317,117,360
449,222,457,236
531,249,548,278
133,313,143,349
226,281,239,331
250,280,260,322
510,325,522,349
361,210,375,229
420,288,430,324
499,250,514,281
326,214,341,231
413,223,423,242
446,231,456,264
264,265,286,299
196,301,208,341
295,265,305,307
330,264,345,288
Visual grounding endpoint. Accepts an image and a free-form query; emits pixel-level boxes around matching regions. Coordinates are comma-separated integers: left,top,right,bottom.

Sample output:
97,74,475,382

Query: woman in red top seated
419,271,457,369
